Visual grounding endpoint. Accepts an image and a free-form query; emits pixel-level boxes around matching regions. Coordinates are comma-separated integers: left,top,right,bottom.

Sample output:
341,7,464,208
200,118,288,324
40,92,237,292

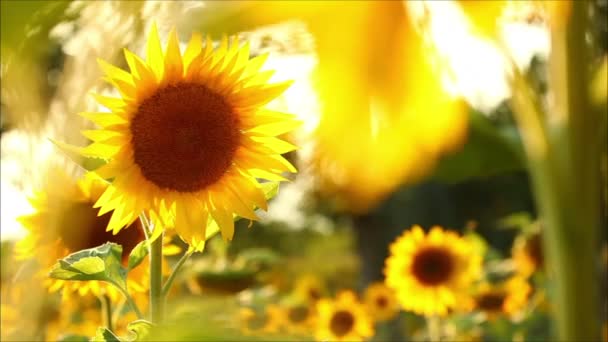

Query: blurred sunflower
16,168,147,299
45,293,100,341
81,23,298,250
315,291,374,342
283,303,316,335
473,276,531,320
363,282,399,322
512,232,544,278
238,304,284,336
293,273,325,303
384,225,482,317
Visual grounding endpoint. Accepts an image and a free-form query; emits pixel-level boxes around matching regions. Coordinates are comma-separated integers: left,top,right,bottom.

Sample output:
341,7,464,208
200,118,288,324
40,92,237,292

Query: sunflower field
1,1,607,341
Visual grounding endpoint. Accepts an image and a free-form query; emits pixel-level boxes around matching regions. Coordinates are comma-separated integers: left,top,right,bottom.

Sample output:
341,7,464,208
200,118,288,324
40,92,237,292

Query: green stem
149,230,164,323
509,3,602,340
114,282,144,319
426,315,440,342
99,294,113,332
162,249,193,297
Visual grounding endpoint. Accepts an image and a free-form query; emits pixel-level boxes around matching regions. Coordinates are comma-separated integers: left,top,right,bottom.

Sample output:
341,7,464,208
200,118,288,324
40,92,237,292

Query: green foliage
92,327,122,342
433,110,525,184
127,320,154,341
49,243,127,289
128,241,149,272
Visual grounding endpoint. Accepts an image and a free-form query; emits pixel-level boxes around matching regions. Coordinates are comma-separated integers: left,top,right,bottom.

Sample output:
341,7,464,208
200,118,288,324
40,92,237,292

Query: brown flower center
526,234,544,270
476,292,506,312
288,306,309,323
308,288,321,301
375,296,388,308
58,201,144,265
130,83,240,192
329,310,355,337
411,246,455,286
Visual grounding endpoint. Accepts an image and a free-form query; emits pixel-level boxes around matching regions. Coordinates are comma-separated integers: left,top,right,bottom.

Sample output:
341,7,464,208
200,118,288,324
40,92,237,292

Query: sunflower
293,274,326,303
283,303,316,335
16,168,147,299
384,225,482,317
81,23,298,250
512,232,544,278
363,282,399,322
473,276,531,320
238,304,284,336
315,291,374,342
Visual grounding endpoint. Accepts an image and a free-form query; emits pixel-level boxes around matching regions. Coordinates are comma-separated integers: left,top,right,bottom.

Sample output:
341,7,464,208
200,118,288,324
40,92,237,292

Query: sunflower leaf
49,242,127,289
92,327,122,342
127,241,149,272
127,320,154,341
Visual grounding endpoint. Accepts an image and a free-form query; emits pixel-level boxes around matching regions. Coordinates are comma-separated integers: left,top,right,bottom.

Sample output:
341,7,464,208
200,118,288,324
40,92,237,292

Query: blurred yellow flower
512,231,544,278
309,1,467,212
384,225,482,317
473,276,532,320
16,169,147,299
228,1,466,212
363,282,399,322
315,291,374,342
283,303,316,336
45,293,100,341
293,273,326,304
238,304,284,336
80,23,298,250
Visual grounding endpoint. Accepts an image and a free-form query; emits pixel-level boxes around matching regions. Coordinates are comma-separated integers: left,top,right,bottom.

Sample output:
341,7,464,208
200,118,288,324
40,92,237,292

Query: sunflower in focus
16,169,147,298
238,305,284,336
283,303,316,335
384,225,482,317
315,291,374,342
363,282,399,322
512,232,544,278
81,24,298,250
473,276,531,320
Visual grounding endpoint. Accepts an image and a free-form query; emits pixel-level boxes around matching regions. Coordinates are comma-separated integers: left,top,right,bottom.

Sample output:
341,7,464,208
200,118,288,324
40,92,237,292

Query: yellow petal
146,22,164,82
164,27,183,84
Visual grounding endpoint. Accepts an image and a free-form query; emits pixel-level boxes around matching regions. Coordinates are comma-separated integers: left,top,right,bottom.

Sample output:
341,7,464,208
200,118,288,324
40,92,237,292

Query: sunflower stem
99,293,113,332
426,315,440,342
149,230,165,323
113,281,144,319
508,2,602,340
162,249,193,298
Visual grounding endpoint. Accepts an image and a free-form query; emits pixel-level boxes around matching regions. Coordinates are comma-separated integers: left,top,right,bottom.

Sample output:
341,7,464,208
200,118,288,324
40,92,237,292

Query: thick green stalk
149,231,164,323
510,2,601,340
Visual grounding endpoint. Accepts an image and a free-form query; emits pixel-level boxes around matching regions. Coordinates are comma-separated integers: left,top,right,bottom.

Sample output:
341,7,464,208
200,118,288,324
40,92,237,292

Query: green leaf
127,320,154,341
92,327,122,342
261,181,280,201
433,110,525,184
127,241,149,271
49,243,127,289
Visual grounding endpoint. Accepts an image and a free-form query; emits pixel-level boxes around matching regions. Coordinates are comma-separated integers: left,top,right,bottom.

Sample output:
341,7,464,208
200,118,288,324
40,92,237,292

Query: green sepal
261,181,280,201
127,241,149,271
